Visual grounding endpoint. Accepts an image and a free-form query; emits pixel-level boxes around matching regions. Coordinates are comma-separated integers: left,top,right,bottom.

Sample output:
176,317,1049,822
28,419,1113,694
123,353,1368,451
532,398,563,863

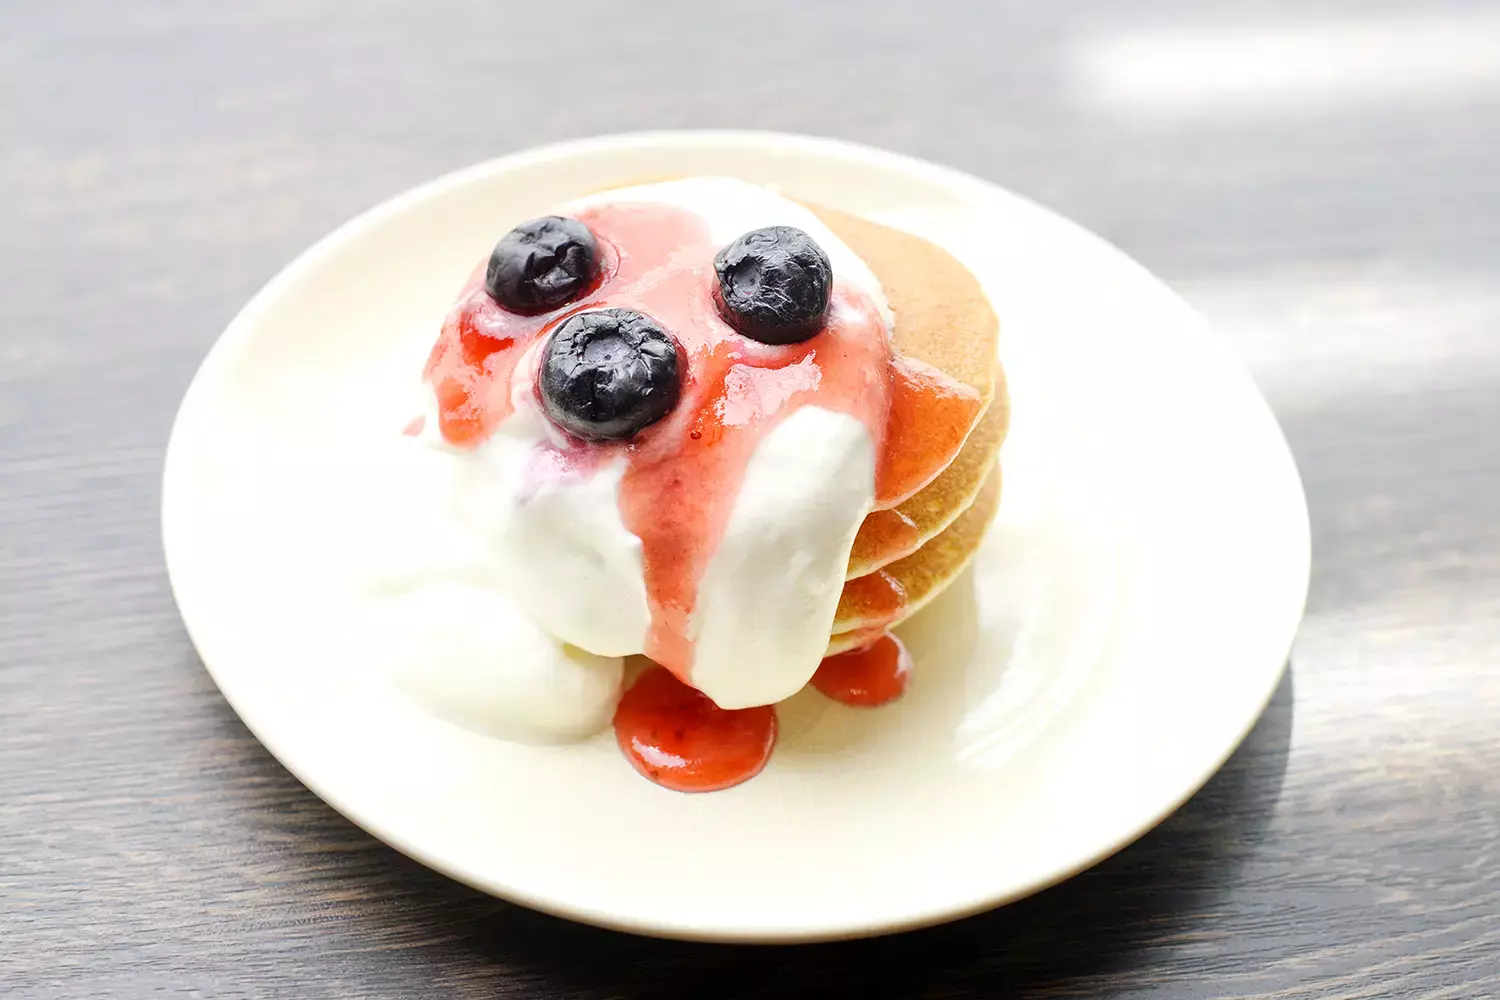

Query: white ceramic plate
163,131,1309,943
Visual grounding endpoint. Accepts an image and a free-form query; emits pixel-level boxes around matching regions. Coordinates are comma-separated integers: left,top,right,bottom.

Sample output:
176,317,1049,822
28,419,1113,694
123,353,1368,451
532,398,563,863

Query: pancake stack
810,204,1007,654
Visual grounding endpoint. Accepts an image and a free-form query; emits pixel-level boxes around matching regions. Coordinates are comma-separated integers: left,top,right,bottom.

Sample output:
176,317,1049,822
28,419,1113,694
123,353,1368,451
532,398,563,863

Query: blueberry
485,216,599,314
713,226,833,345
539,309,681,441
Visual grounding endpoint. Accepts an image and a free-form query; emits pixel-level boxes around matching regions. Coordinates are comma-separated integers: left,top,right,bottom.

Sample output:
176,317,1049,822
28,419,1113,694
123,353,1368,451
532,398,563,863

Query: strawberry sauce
840,569,909,631
613,665,777,792
812,632,913,707
852,507,923,571
877,357,984,506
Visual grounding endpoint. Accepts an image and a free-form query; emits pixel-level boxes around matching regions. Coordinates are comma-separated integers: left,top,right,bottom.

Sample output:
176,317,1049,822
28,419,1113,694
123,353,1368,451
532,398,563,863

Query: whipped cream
386,581,623,743
329,395,625,745
446,396,650,657
411,177,891,714
690,405,875,707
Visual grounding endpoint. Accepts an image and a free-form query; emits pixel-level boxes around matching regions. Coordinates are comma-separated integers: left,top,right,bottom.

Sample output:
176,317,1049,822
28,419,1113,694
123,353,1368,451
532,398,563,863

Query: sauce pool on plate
613,665,778,792
812,632,912,707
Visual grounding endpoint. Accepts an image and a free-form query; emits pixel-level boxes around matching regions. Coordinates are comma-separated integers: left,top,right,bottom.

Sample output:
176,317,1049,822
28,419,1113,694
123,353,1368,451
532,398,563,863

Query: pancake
807,202,1001,406
807,203,1006,575
846,384,1006,578
829,461,1001,648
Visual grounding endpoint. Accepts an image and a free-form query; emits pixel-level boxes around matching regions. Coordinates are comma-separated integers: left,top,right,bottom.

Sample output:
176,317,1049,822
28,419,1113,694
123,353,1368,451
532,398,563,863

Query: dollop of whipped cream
415,178,893,711
387,582,624,743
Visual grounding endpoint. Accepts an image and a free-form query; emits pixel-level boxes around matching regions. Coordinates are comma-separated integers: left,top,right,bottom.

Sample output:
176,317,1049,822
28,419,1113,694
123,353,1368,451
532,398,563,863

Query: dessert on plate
393,176,1006,791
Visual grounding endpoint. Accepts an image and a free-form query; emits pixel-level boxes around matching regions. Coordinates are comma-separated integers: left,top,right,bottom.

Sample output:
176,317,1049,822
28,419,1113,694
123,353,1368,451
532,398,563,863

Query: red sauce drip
613,665,777,792
401,414,426,437
840,569,908,629
875,356,985,507
812,632,912,707
853,507,922,568
426,273,528,446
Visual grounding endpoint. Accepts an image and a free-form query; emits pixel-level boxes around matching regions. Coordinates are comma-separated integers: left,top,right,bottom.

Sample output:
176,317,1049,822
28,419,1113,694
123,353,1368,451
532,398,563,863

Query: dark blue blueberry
485,216,599,314
539,309,681,441
712,226,832,345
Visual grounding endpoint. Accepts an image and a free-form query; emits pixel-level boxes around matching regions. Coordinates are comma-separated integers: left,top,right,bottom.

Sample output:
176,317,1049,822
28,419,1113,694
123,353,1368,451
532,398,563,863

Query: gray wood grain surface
4,1,1498,996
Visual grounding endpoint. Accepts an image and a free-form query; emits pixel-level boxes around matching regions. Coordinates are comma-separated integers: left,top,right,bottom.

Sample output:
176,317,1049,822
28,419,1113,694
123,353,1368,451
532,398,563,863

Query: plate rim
162,128,1311,943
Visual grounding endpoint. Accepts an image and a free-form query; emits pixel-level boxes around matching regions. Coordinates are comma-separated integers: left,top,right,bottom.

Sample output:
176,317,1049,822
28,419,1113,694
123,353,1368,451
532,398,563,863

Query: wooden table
5,2,1498,996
